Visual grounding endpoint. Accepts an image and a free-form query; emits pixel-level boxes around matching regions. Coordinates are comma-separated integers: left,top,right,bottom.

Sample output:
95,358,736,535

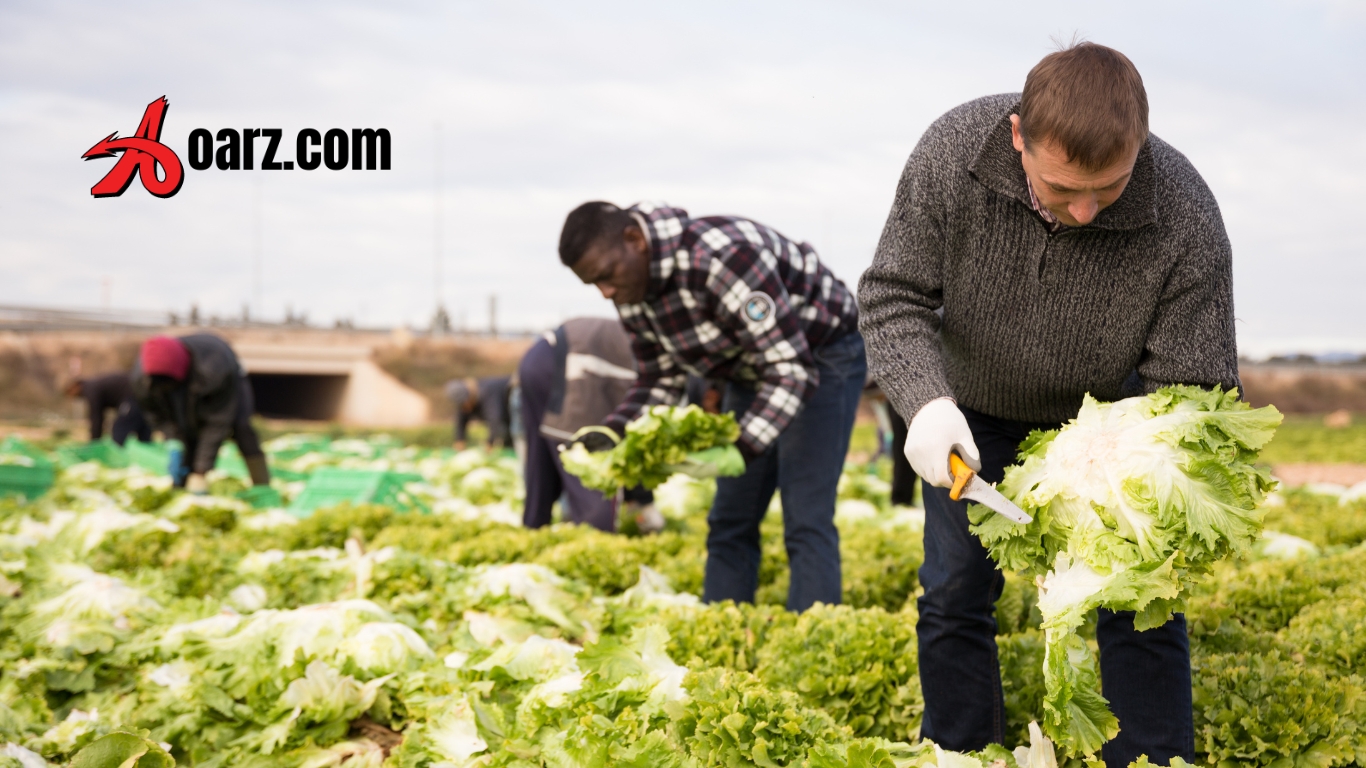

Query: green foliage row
10,432,1366,768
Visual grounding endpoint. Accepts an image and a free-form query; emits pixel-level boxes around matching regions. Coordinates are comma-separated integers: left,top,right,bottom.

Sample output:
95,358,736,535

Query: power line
434,122,443,318
252,177,263,317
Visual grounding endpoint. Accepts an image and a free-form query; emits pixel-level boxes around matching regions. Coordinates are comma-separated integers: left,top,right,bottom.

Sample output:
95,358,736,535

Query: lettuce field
0,425,1364,768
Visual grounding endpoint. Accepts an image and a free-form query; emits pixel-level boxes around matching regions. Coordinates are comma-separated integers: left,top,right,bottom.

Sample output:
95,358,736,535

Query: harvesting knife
948,454,1033,524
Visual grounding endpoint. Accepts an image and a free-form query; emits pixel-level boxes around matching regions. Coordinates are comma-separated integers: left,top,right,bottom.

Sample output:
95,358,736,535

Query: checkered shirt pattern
1026,175,1068,234
604,202,858,458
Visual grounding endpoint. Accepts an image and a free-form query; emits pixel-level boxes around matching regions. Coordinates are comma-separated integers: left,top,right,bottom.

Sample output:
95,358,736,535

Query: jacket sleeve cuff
601,414,628,437
735,434,765,463
878,375,954,426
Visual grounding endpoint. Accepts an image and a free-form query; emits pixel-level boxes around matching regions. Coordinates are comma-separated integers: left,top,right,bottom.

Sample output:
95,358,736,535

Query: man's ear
623,223,647,252
1009,114,1026,154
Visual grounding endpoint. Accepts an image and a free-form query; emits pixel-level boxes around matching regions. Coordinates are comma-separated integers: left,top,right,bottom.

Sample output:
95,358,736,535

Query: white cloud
0,0,1362,354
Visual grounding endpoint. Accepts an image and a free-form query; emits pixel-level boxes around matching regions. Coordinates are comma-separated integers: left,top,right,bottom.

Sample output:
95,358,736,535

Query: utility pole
253,177,263,318
433,122,445,334
488,294,497,338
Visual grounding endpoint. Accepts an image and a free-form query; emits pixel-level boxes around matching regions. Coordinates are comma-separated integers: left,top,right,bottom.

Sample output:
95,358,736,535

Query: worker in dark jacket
130,334,270,493
518,317,641,531
868,385,919,506
446,376,512,450
64,373,151,445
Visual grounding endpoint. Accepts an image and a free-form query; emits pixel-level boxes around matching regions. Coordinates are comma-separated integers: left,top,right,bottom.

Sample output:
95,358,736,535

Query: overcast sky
2,0,1362,357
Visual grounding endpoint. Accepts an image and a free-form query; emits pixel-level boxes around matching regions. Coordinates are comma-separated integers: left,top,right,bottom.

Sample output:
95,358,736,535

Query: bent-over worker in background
131,334,271,493
559,200,864,612
446,376,512,451
858,42,1238,766
868,387,918,506
518,317,646,532
64,372,151,445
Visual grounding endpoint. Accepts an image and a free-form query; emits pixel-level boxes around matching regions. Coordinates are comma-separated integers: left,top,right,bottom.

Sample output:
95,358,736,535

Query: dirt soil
0,331,142,420
1272,463,1366,487
0,328,532,423
373,336,531,419
1241,363,1366,413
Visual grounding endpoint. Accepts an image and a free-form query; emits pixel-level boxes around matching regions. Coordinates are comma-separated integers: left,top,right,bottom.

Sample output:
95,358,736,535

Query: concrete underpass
234,342,430,426
248,373,350,421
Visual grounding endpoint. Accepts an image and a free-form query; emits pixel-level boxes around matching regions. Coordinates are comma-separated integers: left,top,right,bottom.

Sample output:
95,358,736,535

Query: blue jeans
703,331,867,612
518,338,617,532
918,404,1194,765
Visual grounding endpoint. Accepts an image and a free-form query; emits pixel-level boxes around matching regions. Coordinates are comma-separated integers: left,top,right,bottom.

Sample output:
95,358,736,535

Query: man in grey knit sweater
858,43,1237,765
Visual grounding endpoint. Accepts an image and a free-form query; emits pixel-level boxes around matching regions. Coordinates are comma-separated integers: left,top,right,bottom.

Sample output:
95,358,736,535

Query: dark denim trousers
918,404,1194,766
170,377,265,487
703,331,867,612
109,397,151,446
518,337,617,532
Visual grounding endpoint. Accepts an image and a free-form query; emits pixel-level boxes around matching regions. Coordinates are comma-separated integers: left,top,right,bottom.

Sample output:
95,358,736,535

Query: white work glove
904,397,981,489
186,473,209,495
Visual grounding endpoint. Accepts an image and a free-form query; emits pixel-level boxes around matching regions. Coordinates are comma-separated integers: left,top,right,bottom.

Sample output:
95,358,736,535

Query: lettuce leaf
562,405,744,492
970,386,1281,755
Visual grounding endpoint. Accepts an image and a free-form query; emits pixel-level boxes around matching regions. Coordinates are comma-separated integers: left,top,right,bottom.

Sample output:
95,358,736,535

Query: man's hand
186,473,209,495
571,430,617,453
904,397,981,489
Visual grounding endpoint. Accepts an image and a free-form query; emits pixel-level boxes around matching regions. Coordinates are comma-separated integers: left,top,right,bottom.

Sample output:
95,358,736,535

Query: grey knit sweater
858,93,1240,425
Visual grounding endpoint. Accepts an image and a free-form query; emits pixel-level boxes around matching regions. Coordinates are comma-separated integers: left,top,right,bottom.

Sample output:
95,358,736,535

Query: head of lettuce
970,385,1281,755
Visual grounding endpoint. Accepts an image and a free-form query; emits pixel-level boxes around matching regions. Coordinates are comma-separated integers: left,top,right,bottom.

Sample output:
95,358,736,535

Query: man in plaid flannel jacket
558,200,867,611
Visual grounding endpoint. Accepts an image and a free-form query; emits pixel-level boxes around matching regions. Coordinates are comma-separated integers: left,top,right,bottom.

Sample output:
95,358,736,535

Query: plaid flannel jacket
604,202,858,458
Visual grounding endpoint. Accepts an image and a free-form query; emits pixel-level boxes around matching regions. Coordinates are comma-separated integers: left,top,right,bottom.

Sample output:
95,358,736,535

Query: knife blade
948,453,1033,524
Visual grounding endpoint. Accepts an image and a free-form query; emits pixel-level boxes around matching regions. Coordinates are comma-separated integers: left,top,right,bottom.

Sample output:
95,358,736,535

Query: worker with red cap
130,333,270,493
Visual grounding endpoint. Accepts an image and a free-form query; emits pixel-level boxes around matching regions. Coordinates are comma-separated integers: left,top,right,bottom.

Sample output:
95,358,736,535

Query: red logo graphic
82,96,184,198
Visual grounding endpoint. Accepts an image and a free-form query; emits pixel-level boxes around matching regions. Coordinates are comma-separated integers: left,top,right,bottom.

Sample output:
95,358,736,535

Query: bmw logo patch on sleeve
743,291,776,323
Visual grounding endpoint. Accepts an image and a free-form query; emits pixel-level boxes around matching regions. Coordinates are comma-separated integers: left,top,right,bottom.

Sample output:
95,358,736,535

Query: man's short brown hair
1018,41,1148,171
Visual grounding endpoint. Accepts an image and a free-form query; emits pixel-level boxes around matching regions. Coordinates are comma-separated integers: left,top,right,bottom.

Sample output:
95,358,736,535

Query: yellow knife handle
948,453,973,502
